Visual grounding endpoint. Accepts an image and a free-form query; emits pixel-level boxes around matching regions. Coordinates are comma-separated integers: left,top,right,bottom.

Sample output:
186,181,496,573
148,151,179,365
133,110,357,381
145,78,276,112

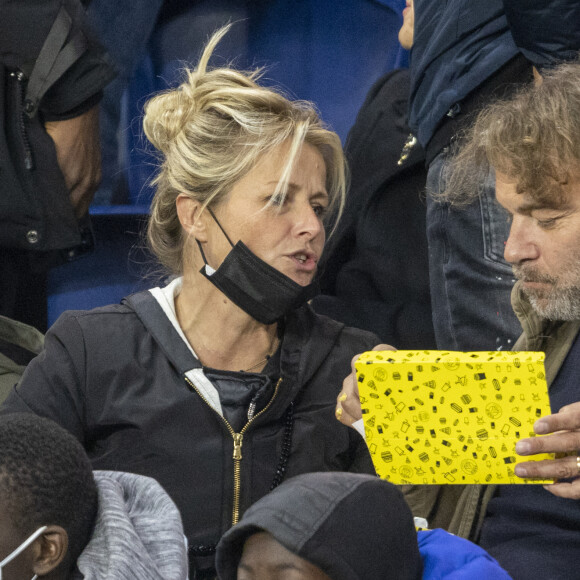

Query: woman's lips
290,252,317,271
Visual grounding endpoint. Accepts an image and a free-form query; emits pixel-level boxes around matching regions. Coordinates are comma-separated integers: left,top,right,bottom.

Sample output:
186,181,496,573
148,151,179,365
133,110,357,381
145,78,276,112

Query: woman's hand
336,344,396,427
514,401,580,498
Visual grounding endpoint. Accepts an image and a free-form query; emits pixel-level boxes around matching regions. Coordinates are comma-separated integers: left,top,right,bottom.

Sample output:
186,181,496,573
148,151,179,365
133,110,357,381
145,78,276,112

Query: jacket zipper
184,375,283,525
10,71,34,170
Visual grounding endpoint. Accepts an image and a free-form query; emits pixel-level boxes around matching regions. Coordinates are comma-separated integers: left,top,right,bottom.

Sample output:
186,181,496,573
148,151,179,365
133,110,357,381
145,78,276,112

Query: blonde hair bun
144,23,346,274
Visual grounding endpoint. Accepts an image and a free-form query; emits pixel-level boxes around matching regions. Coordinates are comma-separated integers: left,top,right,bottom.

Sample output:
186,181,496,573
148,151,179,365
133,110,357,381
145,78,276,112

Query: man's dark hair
0,413,97,572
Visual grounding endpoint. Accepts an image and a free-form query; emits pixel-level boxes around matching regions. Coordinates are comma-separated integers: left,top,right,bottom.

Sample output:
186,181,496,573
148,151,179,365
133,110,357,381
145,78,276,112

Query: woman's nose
294,203,323,239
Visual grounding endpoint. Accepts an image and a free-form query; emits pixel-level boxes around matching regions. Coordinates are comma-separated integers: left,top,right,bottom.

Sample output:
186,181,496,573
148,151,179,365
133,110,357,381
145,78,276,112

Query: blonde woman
1,26,377,578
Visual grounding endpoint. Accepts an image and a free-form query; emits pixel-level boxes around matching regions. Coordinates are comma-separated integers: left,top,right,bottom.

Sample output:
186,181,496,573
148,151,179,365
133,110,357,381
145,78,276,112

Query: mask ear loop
0,525,48,580
196,206,236,268
207,207,235,247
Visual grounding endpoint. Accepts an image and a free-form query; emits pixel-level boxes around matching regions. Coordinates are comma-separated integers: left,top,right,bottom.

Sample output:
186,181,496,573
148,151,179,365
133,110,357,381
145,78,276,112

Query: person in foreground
336,60,580,579
0,413,187,580
215,471,511,579
0,25,377,578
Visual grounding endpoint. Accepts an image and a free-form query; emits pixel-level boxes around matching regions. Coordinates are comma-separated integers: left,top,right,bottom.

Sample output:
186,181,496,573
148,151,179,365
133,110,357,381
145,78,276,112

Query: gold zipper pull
233,433,243,460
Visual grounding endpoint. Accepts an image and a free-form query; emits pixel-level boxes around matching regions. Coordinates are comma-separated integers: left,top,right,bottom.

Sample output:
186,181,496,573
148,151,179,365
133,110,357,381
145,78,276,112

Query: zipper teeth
241,377,282,435
232,454,242,525
247,400,257,421
184,376,283,526
11,71,34,170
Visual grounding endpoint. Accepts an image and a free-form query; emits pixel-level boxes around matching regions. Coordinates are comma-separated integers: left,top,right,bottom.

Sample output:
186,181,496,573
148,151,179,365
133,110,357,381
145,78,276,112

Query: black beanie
215,472,423,580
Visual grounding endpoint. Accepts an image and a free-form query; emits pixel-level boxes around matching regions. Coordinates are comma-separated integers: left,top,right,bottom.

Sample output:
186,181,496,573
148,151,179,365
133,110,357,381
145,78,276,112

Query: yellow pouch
356,350,553,485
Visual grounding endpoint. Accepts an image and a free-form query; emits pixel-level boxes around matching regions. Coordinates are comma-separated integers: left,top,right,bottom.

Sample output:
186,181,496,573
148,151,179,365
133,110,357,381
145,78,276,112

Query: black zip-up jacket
0,290,377,577
0,0,114,120
0,0,115,256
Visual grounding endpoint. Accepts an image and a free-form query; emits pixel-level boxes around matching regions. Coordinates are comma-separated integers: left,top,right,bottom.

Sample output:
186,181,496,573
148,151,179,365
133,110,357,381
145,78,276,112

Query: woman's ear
31,526,69,577
176,194,209,242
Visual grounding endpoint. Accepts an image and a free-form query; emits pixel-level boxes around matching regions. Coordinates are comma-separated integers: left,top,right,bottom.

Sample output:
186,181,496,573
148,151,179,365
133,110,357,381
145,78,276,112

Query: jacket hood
215,471,422,580
72,471,188,580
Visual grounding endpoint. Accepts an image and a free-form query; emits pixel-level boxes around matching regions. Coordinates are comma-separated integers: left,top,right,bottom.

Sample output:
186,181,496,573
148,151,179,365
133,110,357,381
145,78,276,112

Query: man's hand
515,401,580,498
336,344,396,427
44,105,101,219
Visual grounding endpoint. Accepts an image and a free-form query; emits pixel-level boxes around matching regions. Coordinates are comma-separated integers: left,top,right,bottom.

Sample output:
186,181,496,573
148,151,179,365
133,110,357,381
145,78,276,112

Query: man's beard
513,263,580,321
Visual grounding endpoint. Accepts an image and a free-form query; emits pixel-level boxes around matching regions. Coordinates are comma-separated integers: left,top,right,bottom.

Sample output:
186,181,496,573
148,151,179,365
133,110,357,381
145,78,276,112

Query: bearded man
336,59,580,580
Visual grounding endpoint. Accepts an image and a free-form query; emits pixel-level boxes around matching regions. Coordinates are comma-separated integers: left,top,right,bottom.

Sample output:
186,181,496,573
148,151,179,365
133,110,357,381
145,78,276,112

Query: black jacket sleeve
504,0,580,68
0,0,115,119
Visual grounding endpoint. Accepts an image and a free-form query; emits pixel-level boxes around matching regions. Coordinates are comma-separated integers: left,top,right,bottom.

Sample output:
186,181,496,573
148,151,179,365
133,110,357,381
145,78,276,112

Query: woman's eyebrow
263,181,329,198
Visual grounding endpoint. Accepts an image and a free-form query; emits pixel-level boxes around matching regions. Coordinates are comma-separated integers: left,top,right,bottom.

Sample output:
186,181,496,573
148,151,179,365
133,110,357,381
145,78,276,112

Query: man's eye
537,217,558,229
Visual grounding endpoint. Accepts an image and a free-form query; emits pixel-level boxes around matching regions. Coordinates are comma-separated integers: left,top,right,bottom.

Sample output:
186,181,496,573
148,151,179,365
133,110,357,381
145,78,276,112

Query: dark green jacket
0,315,44,403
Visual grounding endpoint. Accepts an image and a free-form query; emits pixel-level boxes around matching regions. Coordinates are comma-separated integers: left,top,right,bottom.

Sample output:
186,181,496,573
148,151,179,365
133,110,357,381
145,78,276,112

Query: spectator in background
313,0,436,349
0,413,187,579
409,0,580,351
0,0,114,331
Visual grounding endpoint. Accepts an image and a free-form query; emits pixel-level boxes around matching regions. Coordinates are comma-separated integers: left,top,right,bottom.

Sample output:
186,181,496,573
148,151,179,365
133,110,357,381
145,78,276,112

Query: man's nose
503,216,540,265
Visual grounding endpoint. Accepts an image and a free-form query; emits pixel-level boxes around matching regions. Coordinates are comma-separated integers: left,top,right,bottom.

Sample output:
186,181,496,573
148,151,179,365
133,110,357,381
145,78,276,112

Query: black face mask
197,209,319,325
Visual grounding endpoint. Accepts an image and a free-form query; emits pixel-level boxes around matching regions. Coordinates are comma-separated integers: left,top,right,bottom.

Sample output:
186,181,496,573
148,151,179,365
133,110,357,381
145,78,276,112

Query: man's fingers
544,479,580,499
516,431,580,455
533,402,580,435
514,455,580,481
44,106,101,219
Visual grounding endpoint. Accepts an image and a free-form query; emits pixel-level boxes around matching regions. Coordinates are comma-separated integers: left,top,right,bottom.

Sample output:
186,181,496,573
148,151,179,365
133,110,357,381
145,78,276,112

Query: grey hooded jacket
73,471,188,580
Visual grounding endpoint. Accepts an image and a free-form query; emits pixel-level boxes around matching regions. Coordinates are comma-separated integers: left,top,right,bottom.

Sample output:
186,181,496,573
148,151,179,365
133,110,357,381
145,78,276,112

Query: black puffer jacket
0,289,377,577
